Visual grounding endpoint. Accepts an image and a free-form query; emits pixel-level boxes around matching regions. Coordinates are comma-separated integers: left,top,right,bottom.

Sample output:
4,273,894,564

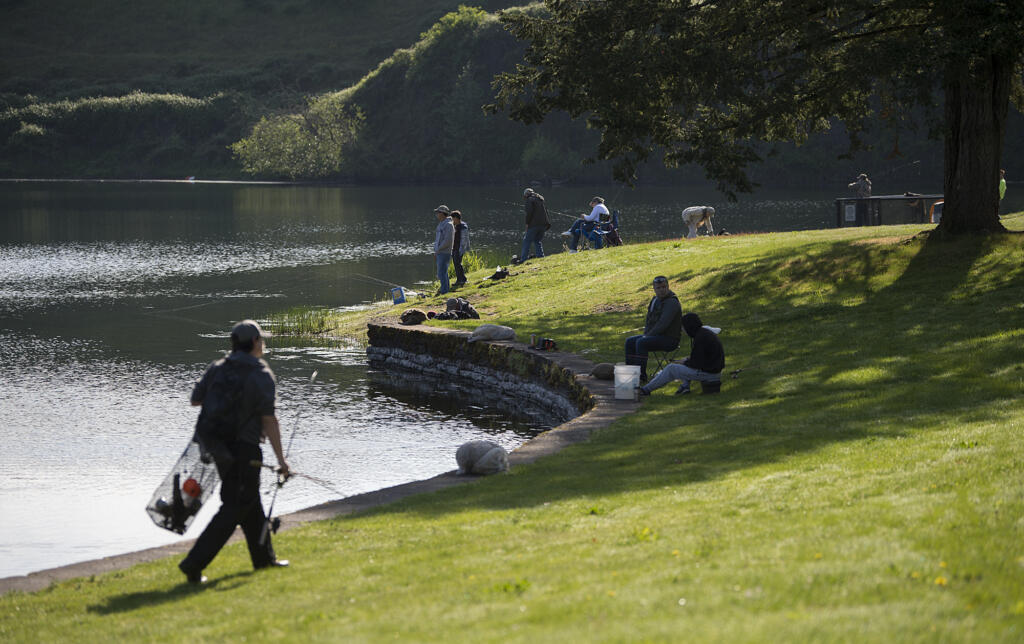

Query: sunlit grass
3,219,1024,641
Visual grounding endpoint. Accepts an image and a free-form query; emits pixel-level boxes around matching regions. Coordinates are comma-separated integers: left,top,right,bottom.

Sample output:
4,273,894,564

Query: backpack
193,358,256,470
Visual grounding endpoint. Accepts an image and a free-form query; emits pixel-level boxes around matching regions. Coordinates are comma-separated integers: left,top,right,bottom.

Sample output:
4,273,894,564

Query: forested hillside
0,0,518,178
1,1,1020,187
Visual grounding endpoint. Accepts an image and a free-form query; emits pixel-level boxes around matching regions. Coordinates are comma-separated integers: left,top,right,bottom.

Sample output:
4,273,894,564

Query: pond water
0,179,958,579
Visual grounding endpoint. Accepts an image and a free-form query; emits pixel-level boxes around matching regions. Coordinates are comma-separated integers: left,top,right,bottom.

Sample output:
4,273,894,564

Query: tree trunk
939,54,1011,234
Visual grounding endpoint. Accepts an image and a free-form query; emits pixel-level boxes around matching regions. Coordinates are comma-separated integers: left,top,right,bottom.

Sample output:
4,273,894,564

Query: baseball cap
434,205,450,214
231,319,263,343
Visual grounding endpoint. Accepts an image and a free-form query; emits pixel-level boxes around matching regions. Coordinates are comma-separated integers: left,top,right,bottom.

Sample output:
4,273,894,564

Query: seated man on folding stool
638,312,724,395
624,276,682,383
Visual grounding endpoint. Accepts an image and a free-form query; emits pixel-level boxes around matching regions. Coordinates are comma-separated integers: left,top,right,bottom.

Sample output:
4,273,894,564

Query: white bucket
613,363,642,400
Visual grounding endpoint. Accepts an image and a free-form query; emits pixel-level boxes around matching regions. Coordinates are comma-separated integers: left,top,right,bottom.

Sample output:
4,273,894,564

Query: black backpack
193,358,256,471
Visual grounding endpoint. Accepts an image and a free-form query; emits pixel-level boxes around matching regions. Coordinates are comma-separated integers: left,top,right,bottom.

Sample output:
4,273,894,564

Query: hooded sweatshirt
681,312,725,374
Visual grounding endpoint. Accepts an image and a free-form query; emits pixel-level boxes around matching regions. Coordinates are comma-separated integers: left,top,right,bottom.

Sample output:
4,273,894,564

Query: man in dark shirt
639,312,725,395
624,276,683,382
178,319,290,584
518,188,551,263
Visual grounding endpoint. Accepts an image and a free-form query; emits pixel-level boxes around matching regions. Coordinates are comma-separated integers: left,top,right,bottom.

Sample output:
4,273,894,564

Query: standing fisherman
518,188,551,263
848,173,872,224
178,320,290,584
433,205,455,295
451,210,470,289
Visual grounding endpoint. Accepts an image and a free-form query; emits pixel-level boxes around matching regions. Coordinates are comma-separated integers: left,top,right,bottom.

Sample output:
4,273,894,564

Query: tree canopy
492,0,1024,233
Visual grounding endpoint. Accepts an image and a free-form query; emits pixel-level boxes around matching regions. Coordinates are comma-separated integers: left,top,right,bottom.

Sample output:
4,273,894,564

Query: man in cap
624,276,683,383
433,205,455,295
564,196,610,252
848,173,872,224
518,188,551,263
178,319,290,584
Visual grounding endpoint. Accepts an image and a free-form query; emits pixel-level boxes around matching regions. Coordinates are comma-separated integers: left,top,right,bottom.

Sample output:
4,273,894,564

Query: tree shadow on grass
87,570,255,615
368,232,1023,516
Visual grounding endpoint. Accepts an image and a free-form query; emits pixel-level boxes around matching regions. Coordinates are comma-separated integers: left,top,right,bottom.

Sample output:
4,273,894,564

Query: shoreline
0,329,640,596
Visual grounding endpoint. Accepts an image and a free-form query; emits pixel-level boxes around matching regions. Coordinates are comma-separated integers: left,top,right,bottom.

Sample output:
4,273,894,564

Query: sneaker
569,249,578,254
674,385,691,395
636,386,650,397
561,229,573,236
179,561,207,585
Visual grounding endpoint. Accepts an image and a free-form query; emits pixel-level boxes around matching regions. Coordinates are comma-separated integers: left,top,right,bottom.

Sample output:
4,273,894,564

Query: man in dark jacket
624,276,683,382
178,320,290,584
518,188,551,263
639,312,724,395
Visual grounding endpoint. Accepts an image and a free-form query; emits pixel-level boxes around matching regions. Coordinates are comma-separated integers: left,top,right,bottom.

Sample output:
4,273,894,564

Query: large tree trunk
939,54,1011,234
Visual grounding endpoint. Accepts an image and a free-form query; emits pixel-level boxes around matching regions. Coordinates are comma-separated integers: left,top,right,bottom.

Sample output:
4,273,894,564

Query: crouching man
682,206,715,238
638,312,724,395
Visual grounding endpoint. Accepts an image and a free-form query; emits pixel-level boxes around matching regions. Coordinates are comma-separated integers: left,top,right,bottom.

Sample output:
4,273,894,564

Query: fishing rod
347,273,419,297
484,195,581,221
251,461,346,497
260,369,318,545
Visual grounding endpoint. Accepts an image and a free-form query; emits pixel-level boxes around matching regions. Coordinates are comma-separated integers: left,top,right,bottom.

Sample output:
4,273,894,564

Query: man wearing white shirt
565,196,610,252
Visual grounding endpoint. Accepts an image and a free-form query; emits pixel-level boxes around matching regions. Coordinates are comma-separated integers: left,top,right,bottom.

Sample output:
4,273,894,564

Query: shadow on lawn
373,232,1023,514
87,570,255,615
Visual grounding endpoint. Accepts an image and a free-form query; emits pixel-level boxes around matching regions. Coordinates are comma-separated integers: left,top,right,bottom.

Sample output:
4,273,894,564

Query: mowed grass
3,217,1024,642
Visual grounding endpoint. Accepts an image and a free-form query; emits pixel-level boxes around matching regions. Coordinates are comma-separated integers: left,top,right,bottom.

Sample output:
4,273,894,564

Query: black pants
452,252,466,284
180,442,275,574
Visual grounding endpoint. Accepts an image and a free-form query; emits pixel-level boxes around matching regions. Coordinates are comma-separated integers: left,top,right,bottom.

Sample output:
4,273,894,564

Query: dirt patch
592,303,635,314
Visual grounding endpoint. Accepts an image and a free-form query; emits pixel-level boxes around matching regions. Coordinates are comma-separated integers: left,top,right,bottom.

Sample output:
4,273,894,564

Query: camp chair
650,348,682,373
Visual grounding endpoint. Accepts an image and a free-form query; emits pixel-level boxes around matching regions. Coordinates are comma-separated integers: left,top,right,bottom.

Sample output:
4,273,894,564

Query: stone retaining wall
366,322,594,424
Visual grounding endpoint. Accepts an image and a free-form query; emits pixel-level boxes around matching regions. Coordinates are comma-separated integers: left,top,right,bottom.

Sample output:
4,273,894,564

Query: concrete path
0,337,639,595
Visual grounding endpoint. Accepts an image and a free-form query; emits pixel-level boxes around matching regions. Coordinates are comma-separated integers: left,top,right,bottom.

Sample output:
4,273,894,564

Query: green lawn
3,218,1023,642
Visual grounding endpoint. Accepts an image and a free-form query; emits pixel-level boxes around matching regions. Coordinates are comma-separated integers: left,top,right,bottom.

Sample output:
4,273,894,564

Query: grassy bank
3,219,1023,641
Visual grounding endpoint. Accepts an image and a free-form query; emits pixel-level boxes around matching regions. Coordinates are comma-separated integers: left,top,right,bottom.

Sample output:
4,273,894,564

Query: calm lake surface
0,180,949,578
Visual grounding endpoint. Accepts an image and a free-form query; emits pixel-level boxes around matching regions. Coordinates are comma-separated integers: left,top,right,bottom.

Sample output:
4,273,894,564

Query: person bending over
682,206,715,239
624,276,683,383
639,312,725,396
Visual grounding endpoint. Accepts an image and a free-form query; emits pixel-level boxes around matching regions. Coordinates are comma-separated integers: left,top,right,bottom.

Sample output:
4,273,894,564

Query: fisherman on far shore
848,172,872,223
433,205,455,295
518,188,551,264
451,210,470,289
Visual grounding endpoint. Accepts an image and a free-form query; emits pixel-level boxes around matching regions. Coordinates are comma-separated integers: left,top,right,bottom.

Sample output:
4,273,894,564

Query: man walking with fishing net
178,320,290,585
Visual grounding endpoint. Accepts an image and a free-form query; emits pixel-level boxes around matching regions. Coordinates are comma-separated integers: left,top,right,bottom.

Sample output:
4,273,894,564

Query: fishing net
145,440,221,534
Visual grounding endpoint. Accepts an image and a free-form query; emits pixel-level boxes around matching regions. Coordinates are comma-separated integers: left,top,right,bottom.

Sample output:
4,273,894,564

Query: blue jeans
436,252,452,294
568,219,597,251
645,362,721,393
519,226,546,261
624,334,679,380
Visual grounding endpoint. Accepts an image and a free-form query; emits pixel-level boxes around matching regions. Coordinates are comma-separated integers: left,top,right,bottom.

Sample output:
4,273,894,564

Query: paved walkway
0,335,639,595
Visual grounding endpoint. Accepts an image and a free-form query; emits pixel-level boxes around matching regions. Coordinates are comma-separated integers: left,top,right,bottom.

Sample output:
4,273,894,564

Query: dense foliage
232,6,606,182
0,0,519,179
2,1,1023,189
0,92,248,178
492,0,1024,232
